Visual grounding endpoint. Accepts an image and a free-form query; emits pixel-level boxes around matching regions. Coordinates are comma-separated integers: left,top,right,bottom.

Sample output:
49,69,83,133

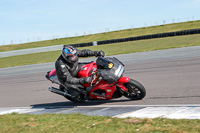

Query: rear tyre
64,95,85,103
59,85,85,103
123,79,146,100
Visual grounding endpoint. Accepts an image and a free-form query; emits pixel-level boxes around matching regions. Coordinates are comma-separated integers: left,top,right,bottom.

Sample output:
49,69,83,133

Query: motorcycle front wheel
123,79,146,100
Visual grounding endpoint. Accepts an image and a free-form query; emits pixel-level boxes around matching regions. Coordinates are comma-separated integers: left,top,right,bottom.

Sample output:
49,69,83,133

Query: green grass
1,34,200,68
0,20,200,52
0,113,199,133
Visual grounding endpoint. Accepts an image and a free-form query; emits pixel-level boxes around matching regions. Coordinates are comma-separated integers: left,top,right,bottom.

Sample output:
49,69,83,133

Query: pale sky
1,0,200,45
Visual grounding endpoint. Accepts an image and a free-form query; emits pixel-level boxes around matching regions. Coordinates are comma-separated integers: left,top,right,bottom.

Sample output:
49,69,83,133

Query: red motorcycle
46,56,146,103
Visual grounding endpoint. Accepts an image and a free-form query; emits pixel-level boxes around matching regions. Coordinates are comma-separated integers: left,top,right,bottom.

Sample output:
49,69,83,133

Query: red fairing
117,77,130,92
89,80,116,99
78,62,117,99
78,62,98,88
78,62,97,78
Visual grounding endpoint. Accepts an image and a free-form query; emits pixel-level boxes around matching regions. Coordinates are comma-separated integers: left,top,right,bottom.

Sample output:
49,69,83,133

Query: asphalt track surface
0,46,200,108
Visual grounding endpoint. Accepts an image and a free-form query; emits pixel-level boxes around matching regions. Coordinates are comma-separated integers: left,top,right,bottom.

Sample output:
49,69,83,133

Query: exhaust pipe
48,87,72,97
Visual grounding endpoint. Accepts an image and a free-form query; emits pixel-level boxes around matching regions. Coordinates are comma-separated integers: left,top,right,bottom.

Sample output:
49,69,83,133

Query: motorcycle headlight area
115,64,125,78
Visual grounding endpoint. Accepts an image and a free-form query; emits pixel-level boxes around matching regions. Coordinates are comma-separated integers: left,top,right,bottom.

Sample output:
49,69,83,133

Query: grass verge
0,20,200,52
0,113,199,133
0,34,200,68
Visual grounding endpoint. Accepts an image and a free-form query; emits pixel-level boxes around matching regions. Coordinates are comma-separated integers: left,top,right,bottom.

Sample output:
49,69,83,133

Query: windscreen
96,57,125,84
96,57,114,69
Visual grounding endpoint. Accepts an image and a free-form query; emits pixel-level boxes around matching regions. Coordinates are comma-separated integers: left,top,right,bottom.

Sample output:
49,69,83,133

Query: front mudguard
117,77,130,92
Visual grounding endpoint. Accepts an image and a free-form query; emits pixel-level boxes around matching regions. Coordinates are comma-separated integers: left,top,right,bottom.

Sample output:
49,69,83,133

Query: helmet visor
64,48,75,56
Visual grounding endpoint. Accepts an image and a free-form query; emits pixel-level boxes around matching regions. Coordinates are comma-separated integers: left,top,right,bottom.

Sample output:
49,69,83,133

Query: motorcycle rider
55,45,105,99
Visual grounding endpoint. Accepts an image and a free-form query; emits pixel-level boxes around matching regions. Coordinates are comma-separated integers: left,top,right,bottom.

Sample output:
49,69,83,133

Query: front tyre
123,79,146,100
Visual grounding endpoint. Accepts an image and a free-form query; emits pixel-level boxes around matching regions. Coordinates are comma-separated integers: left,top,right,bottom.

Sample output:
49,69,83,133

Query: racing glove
95,50,105,57
79,76,93,84
84,77,93,83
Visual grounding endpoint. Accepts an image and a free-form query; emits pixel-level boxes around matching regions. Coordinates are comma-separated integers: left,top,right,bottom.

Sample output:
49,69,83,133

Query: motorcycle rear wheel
59,85,85,103
123,79,146,100
64,95,85,103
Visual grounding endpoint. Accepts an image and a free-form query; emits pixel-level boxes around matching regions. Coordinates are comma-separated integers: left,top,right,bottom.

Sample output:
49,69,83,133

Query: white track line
114,107,200,119
0,105,200,119
0,108,44,115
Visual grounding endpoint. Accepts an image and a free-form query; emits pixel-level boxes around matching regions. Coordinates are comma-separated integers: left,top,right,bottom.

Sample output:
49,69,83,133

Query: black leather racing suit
55,49,99,97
